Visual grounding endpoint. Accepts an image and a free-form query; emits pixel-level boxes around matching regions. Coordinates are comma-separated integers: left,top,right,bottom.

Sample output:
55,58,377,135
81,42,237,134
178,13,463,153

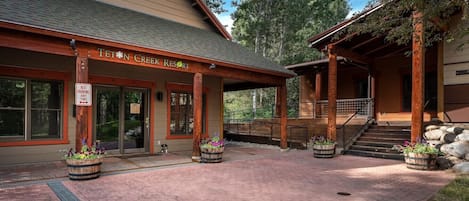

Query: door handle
145,117,150,129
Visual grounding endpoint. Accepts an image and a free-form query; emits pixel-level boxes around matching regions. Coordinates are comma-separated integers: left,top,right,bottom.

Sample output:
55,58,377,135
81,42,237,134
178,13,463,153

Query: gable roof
0,0,294,76
308,3,386,49
194,0,232,40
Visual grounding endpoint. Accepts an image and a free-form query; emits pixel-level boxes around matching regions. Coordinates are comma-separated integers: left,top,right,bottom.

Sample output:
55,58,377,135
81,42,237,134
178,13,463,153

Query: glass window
167,85,206,138
0,78,26,137
170,92,194,135
0,77,63,140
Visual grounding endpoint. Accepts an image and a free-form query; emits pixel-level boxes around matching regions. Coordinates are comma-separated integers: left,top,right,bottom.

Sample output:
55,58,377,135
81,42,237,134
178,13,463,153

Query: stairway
345,125,411,160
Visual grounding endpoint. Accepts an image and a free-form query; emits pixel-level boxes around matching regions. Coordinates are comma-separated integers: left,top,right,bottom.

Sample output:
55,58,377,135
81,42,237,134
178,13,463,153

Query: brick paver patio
0,144,455,201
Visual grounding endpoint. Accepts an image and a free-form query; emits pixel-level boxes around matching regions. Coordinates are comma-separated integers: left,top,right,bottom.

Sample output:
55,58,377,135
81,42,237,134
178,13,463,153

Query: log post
327,44,337,141
75,55,89,151
279,79,288,149
437,42,444,121
275,87,281,118
315,71,322,117
411,10,425,143
192,72,203,161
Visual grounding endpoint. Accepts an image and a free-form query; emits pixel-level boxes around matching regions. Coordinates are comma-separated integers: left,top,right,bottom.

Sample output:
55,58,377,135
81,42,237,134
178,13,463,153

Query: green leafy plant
65,138,105,160
311,135,335,145
200,135,224,150
393,140,440,155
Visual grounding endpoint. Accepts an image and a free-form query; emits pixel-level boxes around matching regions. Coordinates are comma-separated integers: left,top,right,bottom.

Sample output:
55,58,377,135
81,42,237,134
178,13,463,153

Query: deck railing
315,98,374,118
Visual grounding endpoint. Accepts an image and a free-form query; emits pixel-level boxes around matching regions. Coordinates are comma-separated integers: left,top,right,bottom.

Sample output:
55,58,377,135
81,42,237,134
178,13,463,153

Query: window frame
0,66,69,146
166,82,208,140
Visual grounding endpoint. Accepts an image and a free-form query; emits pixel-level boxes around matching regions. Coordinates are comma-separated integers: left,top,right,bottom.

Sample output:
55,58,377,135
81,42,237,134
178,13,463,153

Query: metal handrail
337,98,373,129
336,98,374,151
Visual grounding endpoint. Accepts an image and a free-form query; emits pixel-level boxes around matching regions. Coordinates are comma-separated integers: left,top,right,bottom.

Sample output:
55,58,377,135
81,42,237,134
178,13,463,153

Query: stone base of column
192,156,201,163
280,148,290,152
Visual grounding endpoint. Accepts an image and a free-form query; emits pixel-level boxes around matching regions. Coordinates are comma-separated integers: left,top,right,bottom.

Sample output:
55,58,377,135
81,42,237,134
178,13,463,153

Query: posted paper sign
75,83,92,106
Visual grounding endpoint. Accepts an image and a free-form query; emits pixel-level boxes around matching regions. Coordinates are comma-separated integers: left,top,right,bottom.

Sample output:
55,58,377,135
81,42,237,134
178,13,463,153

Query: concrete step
362,132,410,138
354,140,398,148
366,128,411,133
358,136,409,144
349,145,400,153
345,149,404,160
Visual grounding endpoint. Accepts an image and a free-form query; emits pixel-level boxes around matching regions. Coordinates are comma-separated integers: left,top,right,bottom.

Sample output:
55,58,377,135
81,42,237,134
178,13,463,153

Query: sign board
75,83,92,106
130,103,141,114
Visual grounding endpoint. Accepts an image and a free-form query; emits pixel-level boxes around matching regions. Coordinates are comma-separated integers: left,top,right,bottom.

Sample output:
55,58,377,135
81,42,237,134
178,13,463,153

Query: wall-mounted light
156,91,163,102
209,63,216,69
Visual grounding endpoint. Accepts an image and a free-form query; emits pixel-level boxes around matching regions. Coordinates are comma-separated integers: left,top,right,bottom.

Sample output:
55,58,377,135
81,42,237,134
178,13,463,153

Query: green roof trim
0,0,294,76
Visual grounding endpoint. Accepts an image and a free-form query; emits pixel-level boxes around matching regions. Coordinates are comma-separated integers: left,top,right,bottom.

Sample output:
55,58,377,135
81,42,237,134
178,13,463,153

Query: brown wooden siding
97,0,215,31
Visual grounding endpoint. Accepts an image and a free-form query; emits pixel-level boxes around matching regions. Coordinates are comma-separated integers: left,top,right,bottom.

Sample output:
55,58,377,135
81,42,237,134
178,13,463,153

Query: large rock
446,127,456,134
439,126,448,131
424,129,446,140
466,153,469,161
454,127,465,135
463,129,469,134
453,162,469,174
442,133,457,143
436,157,453,170
425,125,439,131
455,133,469,142
427,140,443,148
447,156,464,165
441,141,469,158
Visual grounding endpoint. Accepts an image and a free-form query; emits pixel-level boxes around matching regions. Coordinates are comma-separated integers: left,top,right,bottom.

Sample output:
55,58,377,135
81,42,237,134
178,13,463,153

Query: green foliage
225,0,350,118
346,0,469,47
432,175,469,201
311,135,335,145
64,141,105,160
393,142,440,154
203,0,227,14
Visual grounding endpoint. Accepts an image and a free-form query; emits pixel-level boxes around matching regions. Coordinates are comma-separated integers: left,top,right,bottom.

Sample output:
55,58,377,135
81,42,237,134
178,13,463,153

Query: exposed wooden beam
411,10,425,143
363,43,394,56
331,46,371,64
327,44,337,141
331,33,358,46
376,46,410,59
350,36,380,50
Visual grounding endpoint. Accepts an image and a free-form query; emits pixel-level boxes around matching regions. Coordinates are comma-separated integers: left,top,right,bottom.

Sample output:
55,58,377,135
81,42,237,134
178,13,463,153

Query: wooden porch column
315,71,322,117
437,41,444,121
75,55,89,151
327,45,337,141
192,72,203,161
411,10,425,143
275,88,281,118
279,80,288,149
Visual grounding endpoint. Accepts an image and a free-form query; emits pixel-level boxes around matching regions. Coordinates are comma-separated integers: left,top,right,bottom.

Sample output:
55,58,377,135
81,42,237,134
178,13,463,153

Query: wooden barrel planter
201,147,224,163
404,153,437,170
66,158,103,180
313,144,336,158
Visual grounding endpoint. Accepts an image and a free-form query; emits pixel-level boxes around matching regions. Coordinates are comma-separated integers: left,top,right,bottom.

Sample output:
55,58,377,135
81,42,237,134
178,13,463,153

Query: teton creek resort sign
96,48,189,69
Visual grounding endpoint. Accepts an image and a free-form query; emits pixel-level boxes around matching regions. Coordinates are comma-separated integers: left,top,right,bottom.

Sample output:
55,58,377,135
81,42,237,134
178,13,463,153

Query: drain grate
337,192,351,196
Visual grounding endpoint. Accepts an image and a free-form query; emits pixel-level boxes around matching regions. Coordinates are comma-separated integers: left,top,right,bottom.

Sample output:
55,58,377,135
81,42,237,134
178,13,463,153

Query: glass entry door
94,86,149,154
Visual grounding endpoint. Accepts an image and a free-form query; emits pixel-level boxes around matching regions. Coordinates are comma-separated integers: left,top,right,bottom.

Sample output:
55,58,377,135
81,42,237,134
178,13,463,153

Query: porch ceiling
334,33,411,60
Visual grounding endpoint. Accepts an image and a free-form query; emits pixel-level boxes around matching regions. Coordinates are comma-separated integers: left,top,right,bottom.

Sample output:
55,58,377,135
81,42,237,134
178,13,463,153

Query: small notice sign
75,83,92,106
130,103,141,114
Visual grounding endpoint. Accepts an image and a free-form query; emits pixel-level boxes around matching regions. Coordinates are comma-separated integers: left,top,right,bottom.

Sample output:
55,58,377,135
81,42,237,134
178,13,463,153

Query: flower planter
404,153,437,170
313,144,335,158
66,158,103,180
201,147,224,163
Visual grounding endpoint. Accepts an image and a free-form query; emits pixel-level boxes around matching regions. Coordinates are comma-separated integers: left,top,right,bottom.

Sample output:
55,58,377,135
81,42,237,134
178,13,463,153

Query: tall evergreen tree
226,0,350,117
203,0,227,14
